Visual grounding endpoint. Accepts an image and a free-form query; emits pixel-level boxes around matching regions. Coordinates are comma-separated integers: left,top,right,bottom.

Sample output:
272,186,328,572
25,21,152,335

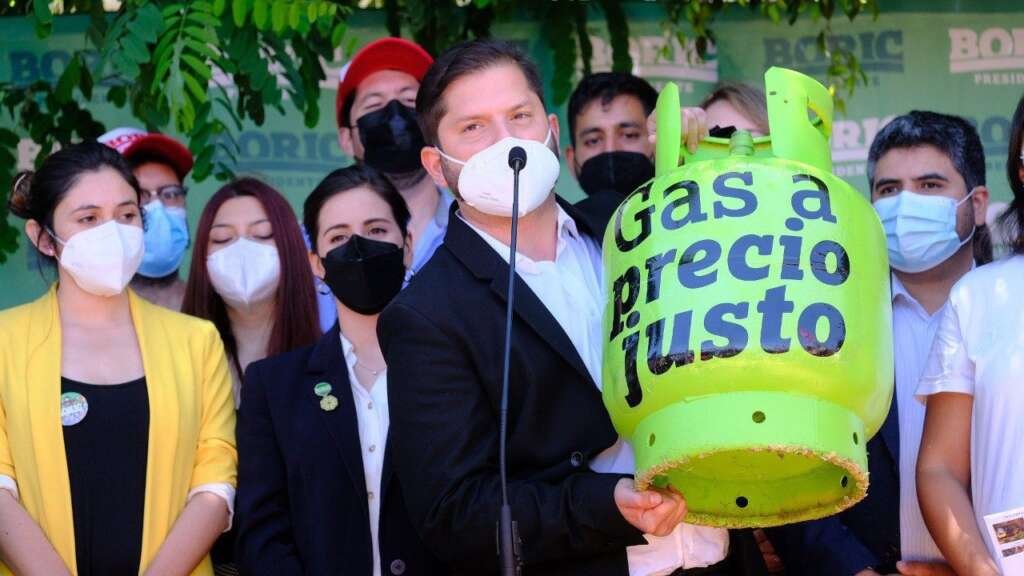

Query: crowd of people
0,35,1022,576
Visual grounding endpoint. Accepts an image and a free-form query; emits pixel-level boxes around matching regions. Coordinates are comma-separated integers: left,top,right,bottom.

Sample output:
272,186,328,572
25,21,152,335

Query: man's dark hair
867,110,992,265
415,39,544,147
867,110,986,191
566,72,658,147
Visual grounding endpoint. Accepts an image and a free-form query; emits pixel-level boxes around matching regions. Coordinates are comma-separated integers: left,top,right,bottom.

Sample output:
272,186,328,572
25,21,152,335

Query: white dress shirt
340,332,390,576
461,206,729,575
890,274,944,561
918,255,1024,562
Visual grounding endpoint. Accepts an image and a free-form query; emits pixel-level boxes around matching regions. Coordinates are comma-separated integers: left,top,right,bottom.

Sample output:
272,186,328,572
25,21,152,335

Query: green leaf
272,1,288,33
233,0,249,27
34,0,53,24
154,32,179,69
162,4,187,19
303,98,319,128
331,21,346,47
181,53,212,81
122,32,151,65
185,24,219,46
134,4,164,43
107,84,129,107
308,2,320,24
0,128,19,149
183,38,220,62
55,55,83,103
79,64,94,100
154,48,176,83
193,2,218,14
213,0,228,16
289,3,302,30
184,69,209,102
253,0,269,29
186,9,221,29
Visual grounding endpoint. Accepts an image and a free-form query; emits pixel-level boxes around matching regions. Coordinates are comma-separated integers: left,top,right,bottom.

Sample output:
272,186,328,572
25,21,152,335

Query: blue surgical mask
873,189,976,273
137,200,190,278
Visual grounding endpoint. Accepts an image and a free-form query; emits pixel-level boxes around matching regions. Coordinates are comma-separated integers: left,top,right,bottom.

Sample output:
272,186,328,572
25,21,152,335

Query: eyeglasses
141,185,188,205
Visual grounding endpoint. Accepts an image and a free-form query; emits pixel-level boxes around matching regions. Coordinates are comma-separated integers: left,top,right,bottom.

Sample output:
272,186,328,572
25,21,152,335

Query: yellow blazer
0,287,237,575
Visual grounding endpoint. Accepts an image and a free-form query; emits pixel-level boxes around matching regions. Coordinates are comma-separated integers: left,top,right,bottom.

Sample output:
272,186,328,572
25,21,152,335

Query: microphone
498,146,527,576
508,145,527,171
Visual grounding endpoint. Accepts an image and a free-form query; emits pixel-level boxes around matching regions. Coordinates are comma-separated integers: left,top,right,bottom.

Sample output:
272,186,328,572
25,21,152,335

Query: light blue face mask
138,200,190,278
873,189,976,273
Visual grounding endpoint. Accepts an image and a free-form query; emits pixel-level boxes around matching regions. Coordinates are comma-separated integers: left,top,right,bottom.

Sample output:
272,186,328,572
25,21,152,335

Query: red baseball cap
335,37,433,127
98,127,194,180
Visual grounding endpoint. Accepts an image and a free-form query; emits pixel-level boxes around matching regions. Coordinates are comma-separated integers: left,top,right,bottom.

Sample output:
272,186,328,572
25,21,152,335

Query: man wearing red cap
99,127,194,310
336,37,453,279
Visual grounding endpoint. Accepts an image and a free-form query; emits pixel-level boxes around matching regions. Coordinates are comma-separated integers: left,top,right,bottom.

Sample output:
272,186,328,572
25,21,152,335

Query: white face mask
49,220,145,297
206,238,281,309
437,129,560,217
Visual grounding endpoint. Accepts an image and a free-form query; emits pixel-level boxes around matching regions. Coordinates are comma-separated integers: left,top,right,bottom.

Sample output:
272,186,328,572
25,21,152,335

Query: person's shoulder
955,256,1023,291
395,245,474,307
0,296,39,328
947,256,1024,314
0,294,43,343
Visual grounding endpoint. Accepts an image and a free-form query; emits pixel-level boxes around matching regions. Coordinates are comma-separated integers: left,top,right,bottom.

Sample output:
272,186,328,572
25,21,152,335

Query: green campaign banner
716,3,1023,204
2,2,1022,309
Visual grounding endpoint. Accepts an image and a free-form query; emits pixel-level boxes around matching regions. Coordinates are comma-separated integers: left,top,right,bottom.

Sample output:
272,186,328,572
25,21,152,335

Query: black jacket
235,325,446,576
379,200,768,575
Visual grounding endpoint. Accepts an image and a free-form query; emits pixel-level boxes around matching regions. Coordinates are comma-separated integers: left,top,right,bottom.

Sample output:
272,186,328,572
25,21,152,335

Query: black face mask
322,235,406,315
356,100,427,175
577,151,655,198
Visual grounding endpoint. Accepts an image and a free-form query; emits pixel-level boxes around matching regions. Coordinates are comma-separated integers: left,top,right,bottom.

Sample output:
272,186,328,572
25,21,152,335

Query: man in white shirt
380,39,764,575
767,111,991,576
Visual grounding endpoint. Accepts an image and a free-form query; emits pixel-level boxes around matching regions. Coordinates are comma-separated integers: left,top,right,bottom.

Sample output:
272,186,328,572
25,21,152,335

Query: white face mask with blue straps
873,188,976,273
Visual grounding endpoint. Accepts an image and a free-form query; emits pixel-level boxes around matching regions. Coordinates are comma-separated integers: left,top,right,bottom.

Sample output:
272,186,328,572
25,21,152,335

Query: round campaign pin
313,382,332,397
60,392,89,426
320,394,339,412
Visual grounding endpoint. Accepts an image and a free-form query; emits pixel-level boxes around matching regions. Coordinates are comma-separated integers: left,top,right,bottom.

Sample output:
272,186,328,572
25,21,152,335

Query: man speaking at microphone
379,39,743,575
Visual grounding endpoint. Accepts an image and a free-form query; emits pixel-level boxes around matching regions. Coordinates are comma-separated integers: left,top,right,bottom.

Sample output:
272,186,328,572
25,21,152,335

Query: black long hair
1000,92,1024,254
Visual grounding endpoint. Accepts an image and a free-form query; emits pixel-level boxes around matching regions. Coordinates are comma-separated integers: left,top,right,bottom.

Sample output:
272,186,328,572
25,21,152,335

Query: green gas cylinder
601,67,893,528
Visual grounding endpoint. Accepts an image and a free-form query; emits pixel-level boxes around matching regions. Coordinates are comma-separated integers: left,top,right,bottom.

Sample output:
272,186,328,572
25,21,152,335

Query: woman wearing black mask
234,165,445,576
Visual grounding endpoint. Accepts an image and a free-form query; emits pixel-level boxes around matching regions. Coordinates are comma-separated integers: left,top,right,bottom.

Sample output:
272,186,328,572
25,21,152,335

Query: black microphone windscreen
508,146,527,169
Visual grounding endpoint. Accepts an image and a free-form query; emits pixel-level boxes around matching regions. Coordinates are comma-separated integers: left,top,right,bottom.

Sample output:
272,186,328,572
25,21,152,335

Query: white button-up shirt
890,274,944,561
461,205,728,575
340,332,390,576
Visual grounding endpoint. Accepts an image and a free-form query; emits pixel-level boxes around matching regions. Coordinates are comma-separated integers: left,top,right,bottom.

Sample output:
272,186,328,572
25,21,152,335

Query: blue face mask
137,200,190,278
873,189,975,273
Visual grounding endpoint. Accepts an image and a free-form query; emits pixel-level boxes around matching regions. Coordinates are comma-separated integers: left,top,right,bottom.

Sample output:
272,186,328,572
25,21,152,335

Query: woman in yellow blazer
0,142,237,576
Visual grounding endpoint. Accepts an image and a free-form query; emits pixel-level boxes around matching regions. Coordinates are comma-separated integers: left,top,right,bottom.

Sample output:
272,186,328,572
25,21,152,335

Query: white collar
457,204,581,274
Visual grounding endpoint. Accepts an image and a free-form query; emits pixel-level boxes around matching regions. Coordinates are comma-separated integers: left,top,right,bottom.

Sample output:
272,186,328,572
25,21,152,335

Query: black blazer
766,396,900,575
235,325,446,576
379,200,646,575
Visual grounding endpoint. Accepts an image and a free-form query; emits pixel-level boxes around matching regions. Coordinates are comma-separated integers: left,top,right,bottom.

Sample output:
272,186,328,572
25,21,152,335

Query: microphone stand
499,147,526,576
